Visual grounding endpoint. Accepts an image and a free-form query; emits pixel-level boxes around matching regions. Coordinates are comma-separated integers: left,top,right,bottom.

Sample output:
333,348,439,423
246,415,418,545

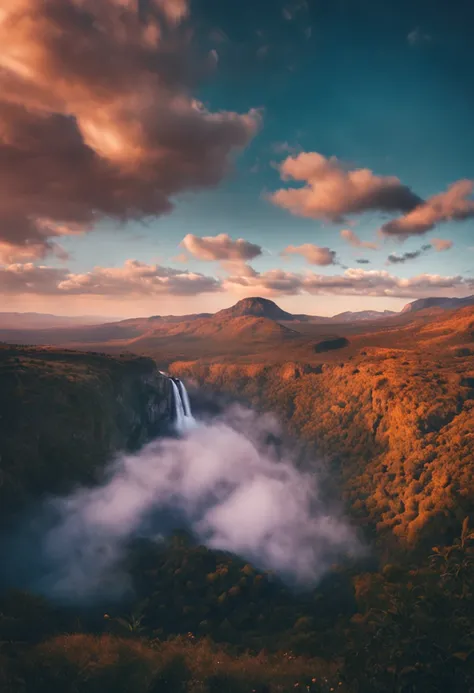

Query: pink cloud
431,238,454,252
181,233,262,262
269,153,421,221
0,240,69,264
223,267,473,299
0,0,260,257
381,180,474,237
282,244,337,266
0,260,221,297
340,229,378,250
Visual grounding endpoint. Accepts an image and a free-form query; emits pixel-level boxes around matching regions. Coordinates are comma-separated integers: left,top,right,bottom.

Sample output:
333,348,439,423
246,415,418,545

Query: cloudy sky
1,0,473,317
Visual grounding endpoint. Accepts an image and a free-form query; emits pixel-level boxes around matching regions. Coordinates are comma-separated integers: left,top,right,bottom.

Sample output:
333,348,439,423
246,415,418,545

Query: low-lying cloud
0,260,221,296
23,406,358,601
224,267,474,298
2,260,471,300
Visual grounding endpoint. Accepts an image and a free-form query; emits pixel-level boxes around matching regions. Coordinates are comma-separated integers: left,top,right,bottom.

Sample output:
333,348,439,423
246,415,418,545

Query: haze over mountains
0,312,117,329
2,295,473,335
1,295,473,365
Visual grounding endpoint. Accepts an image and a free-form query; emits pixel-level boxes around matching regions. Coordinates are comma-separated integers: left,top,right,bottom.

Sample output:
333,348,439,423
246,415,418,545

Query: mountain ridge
401,295,474,314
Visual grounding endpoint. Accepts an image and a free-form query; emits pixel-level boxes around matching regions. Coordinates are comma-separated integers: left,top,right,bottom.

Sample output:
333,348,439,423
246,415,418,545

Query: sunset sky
1,0,473,317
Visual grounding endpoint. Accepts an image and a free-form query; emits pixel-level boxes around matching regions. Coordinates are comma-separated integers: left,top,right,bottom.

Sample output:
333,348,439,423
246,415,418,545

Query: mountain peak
215,297,295,321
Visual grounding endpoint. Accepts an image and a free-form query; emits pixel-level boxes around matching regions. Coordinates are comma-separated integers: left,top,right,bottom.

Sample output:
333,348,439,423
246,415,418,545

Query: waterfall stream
170,377,195,432
177,379,192,418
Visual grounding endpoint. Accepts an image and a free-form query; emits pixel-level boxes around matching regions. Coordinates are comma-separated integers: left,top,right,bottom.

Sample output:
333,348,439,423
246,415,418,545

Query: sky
0,0,473,318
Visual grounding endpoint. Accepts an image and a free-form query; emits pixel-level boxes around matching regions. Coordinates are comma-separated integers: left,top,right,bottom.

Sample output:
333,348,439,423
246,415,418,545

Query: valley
1,297,474,693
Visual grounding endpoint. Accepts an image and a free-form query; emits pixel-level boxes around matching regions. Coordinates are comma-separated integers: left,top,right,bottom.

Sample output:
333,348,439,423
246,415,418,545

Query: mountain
0,312,115,329
402,295,474,314
332,310,396,322
214,297,296,321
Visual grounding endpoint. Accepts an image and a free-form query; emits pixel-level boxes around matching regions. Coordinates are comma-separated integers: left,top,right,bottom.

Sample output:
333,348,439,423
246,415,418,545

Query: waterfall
170,377,195,433
177,380,192,418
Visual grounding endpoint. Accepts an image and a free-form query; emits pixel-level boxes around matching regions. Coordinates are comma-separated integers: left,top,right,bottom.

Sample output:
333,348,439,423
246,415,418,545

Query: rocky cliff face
0,346,174,516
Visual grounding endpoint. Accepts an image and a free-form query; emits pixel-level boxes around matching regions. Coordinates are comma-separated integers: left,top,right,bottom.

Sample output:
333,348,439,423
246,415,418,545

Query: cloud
407,28,432,45
270,153,421,222
282,244,337,266
0,0,260,257
24,405,357,601
386,244,432,264
223,267,473,299
272,141,301,155
282,0,308,21
2,257,471,302
431,238,454,252
181,233,262,262
0,260,221,297
0,241,69,264
0,264,70,295
340,229,378,250
381,180,474,237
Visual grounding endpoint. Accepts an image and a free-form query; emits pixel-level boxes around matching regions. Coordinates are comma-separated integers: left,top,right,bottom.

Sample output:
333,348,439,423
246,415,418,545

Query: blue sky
1,0,473,316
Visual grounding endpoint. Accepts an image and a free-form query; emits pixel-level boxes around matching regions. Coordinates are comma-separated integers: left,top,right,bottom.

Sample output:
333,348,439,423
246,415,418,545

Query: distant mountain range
2,296,474,334
0,312,116,329
206,297,396,324
401,295,474,314
331,309,397,322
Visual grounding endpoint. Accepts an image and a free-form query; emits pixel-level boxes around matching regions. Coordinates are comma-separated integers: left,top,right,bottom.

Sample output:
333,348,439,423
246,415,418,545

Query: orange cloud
0,0,260,257
223,267,473,299
431,238,454,252
0,260,221,296
381,180,474,237
181,233,262,262
269,152,421,221
0,240,68,264
1,259,471,302
340,229,378,250
282,244,337,266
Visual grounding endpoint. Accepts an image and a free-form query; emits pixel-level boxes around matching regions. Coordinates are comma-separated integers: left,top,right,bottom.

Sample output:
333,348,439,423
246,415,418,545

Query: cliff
0,345,174,516
170,344,474,546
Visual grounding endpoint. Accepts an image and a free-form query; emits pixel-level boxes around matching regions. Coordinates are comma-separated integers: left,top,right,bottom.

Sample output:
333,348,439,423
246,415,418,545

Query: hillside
1,296,467,360
402,295,474,313
170,306,474,546
0,297,405,351
332,310,396,322
2,309,474,693
0,346,173,517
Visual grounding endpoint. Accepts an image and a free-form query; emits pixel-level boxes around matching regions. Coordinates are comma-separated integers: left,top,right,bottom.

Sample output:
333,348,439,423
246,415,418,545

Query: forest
1,344,474,692
1,523,474,692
